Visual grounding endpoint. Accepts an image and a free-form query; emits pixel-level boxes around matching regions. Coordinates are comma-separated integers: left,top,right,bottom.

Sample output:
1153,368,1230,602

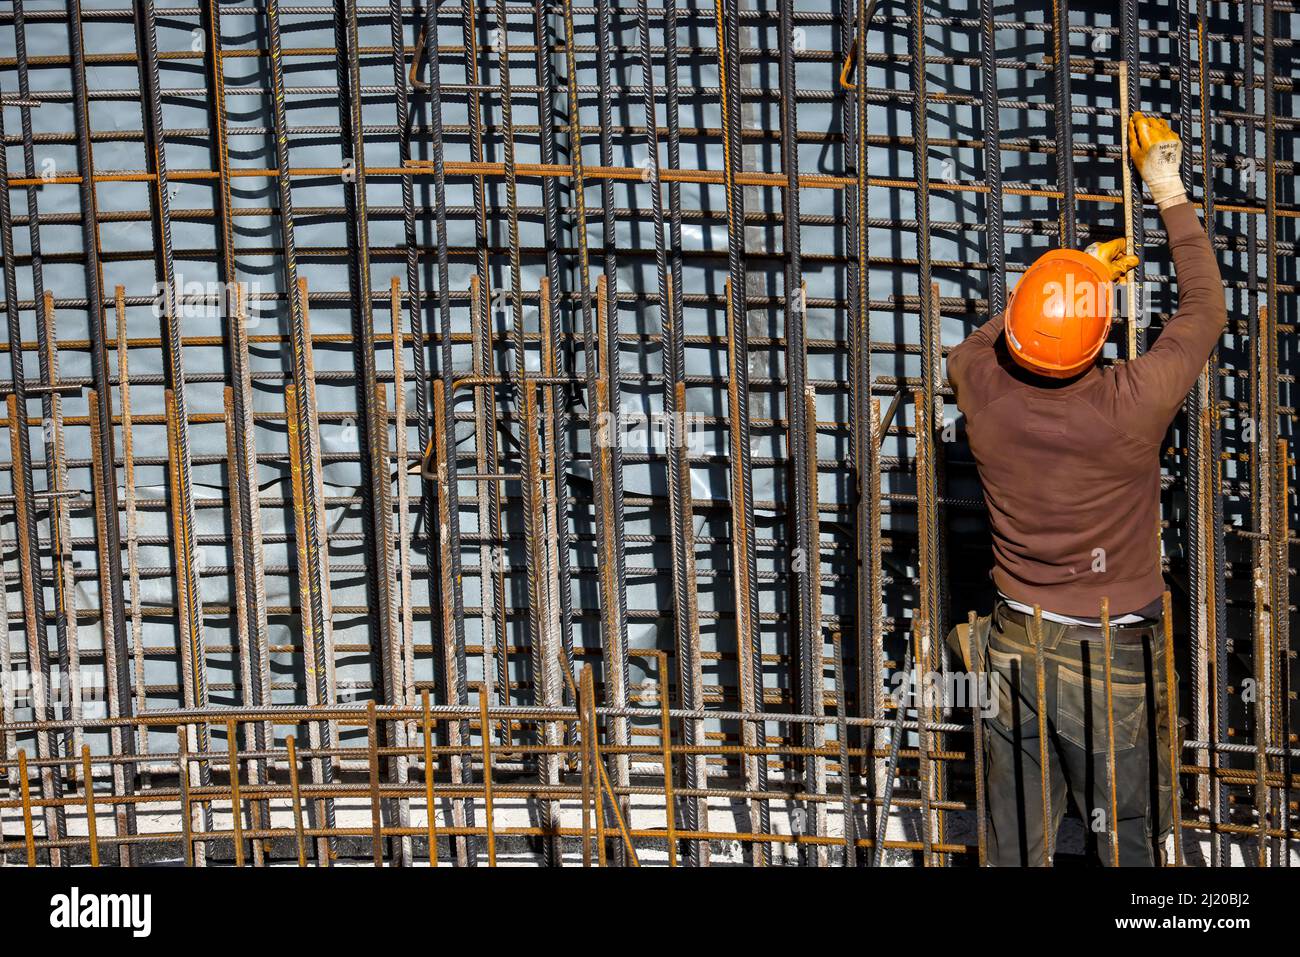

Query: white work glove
1128,112,1187,210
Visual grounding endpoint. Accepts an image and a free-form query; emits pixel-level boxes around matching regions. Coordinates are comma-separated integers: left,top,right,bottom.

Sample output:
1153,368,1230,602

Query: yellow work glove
1085,237,1139,282
1129,112,1186,210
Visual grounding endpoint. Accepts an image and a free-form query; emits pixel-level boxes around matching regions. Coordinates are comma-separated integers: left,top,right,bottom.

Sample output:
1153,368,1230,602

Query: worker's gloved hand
1129,112,1186,210
1085,237,1139,281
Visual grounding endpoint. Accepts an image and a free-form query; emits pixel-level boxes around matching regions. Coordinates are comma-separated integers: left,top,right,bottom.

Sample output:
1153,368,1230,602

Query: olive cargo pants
964,601,1176,866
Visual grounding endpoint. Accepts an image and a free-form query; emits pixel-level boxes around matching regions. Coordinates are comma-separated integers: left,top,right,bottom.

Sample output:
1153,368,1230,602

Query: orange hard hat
1005,249,1115,378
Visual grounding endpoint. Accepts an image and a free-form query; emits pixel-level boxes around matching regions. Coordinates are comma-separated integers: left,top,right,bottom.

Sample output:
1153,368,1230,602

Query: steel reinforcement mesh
0,0,1294,866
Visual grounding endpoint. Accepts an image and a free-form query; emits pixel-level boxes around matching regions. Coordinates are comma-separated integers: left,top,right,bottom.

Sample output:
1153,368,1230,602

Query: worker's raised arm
1112,116,1227,441
946,310,1005,419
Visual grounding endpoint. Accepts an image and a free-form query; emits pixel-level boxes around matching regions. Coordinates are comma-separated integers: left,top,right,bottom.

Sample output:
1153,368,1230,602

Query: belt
995,599,1160,637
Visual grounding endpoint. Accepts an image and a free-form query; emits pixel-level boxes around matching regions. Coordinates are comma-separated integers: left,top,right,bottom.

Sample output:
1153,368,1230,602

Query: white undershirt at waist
998,593,1147,627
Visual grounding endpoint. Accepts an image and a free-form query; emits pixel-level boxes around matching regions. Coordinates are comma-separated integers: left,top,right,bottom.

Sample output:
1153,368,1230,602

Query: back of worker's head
1004,248,1115,379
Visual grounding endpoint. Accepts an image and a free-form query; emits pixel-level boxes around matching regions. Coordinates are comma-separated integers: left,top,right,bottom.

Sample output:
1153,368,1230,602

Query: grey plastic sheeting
0,2,1293,756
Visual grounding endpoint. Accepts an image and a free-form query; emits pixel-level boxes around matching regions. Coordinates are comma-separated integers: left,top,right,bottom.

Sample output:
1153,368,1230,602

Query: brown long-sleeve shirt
947,202,1226,617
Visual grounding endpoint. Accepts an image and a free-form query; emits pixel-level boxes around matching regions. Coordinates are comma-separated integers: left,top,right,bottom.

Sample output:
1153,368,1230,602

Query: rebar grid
0,0,1294,866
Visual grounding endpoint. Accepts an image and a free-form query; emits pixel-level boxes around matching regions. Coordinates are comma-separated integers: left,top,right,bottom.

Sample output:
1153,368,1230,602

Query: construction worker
946,113,1225,866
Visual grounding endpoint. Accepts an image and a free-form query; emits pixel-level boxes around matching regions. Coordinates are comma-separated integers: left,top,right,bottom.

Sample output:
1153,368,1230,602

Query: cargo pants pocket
986,645,1033,737
1056,665,1147,754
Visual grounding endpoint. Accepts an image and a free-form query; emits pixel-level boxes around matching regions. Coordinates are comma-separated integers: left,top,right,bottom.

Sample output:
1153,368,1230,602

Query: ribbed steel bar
537,280,565,863
910,0,946,865
132,0,208,728
778,0,821,866
593,281,628,864
493,0,541,685
457,3,510,750
979,0,1005,315
1122,0,1147,355
422,0,477,866
60,10,134,792
1051,0,1077,247
1260,0,1285,869
657,0,708,865
344,0,408,866
336,0,400,725
36,298,82,788
717,0,768,870
1234,0,1263,870
116,290,149,813
390,280,416,865
203,0,273,866
386,19,424,824
467,278,505,743
1205,0,1231,869
389,12,442,848
592,0,634,856
263,0,338,863
1183,0,1209,872
0,441,15,862
532,8,579,860
0,29,67,863
490,0,557,862
13,9,81,804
